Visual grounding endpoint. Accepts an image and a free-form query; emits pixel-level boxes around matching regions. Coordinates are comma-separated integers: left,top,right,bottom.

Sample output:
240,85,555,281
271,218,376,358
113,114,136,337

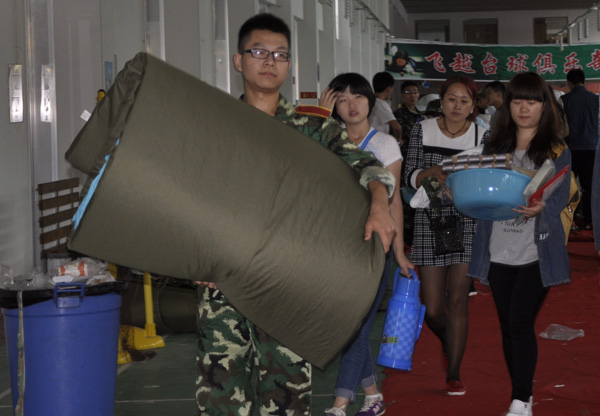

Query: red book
528,165,569,206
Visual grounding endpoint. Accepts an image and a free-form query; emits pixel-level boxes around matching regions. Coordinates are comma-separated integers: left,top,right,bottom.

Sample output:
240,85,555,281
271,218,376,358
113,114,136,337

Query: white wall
296,1,320,102
101,0,146,74
0,0,392,275
0,0,145,275
9,0,596,277
0,0,32,276
400,9,600,45
54,1,104,183
163,1,204,78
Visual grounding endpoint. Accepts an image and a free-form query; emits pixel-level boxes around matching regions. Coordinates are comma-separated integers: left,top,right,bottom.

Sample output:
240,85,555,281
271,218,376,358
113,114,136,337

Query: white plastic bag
539,323,584,341
0,264,13,289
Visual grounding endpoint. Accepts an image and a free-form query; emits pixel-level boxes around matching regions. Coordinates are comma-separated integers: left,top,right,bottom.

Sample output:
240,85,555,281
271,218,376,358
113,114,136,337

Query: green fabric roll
66,52,384,368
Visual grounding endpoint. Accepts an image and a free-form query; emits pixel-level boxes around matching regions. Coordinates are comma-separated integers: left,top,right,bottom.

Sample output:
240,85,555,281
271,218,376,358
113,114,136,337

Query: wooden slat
37,178,81,262
39,207,79,228
39,193,79,211
41,242,69,257
37,177,79,195
40,225,71,245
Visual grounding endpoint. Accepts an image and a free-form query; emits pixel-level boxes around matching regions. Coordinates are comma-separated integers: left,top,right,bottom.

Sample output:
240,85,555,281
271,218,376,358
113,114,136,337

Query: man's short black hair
372,71,395,93
238,13,291,53
485,80,505,93
567,68,585,85
400,80,418,91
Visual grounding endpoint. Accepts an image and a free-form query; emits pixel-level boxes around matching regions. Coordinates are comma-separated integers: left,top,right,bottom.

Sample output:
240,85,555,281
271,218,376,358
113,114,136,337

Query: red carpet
382,239,600,415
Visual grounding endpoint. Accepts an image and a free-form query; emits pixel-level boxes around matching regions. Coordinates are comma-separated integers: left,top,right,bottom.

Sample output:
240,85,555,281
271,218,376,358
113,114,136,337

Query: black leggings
487,261,548,402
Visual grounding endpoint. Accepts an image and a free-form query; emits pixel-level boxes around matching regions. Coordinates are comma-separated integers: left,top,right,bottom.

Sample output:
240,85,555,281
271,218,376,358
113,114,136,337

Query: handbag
426,211,465,255
421,123,476,255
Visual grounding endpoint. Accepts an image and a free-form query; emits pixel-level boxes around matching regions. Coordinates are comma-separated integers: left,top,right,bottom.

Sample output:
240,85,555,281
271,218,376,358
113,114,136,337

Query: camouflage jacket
394,104,424,143
264,95,395,196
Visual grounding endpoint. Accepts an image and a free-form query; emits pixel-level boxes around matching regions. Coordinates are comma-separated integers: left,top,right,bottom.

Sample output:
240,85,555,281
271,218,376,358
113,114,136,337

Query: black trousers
571,149,596,225
487,261,548,402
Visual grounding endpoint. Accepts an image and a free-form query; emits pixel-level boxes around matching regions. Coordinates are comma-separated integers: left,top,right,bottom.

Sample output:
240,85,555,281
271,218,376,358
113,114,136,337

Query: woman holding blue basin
403,75,489,396
468,72,571,416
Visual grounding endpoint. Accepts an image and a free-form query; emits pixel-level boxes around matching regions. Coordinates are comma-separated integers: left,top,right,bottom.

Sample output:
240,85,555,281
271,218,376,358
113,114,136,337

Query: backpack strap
361,129,378,150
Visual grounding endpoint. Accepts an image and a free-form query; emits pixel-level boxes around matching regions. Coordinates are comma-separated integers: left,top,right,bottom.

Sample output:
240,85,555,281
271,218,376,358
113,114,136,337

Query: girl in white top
320,73,413,416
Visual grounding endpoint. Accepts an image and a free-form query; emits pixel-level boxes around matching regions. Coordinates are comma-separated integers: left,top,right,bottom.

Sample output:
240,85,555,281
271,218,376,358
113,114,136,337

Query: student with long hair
320,72,413,416
403,75,489,396
468,72,572,416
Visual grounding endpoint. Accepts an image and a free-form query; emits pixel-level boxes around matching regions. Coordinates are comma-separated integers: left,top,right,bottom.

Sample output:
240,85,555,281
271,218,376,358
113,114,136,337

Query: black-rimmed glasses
403,90,419,95
244,48,290,62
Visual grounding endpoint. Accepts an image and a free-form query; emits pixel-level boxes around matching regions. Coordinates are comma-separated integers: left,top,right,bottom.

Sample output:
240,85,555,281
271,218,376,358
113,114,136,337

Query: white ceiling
399,0,598,14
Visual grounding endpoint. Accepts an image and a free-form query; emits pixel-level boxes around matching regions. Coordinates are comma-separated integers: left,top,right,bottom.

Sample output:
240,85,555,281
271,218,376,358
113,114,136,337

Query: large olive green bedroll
66,52,384,368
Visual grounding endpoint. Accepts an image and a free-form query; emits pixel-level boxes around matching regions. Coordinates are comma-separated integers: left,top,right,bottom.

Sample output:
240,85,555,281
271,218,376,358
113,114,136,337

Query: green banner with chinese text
385,40,600,81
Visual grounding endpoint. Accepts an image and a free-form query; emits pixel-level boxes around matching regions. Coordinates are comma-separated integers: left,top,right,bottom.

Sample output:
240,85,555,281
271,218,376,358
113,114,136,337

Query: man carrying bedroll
195,13,396,416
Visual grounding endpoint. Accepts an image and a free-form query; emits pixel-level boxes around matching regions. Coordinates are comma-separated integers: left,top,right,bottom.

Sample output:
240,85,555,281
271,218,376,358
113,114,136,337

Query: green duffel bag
66,52,385,368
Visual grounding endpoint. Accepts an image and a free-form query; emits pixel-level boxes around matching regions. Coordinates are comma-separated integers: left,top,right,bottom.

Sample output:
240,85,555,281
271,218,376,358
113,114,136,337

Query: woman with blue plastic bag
468,72,571,416
319,72,413,416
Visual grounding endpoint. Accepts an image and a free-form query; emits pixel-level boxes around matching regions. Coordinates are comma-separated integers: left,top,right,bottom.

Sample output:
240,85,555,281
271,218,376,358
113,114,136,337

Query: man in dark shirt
485,80,505,131
593,139,600,253
561,68,599,229
393,80,423,154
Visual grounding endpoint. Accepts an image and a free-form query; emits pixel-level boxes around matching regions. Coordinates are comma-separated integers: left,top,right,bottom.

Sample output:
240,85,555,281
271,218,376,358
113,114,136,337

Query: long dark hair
484,72,566,165
327,73,376,123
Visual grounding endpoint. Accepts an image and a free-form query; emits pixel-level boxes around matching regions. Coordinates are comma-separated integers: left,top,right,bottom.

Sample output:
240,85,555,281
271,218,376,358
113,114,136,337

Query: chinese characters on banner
385,40,600,81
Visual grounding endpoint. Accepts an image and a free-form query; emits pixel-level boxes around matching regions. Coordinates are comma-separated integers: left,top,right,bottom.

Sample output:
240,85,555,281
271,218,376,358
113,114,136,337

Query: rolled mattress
66,52,384,368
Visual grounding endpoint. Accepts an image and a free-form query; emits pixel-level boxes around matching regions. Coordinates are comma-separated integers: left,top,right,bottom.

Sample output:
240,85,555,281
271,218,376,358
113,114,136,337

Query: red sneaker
446,380,466,396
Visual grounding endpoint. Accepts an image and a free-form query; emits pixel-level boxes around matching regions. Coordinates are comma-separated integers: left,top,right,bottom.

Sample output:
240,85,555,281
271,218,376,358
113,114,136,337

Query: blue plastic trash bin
2,282,122,416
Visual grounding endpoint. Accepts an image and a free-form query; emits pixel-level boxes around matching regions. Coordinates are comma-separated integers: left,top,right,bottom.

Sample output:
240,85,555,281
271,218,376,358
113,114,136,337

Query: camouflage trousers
196,287,311,415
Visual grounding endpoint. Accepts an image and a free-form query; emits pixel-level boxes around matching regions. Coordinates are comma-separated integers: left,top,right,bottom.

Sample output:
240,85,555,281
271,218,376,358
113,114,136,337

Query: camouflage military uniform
393,104,424,155
196,288,310,415
276,96,395,194
196,95,395,415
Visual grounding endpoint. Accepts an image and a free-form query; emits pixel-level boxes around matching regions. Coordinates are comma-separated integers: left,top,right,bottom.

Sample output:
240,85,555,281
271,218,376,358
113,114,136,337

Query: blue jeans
334,251,392,401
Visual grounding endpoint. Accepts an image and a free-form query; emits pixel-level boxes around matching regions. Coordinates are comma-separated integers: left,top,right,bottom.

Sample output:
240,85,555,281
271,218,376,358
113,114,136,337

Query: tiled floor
0,298,387,416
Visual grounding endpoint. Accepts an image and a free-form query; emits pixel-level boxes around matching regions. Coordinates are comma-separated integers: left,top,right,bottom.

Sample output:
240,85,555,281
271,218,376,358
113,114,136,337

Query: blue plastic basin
400,187,416,204
445,168,531,221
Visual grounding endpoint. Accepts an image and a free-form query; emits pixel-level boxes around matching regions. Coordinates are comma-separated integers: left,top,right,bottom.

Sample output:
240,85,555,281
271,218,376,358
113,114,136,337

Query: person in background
469,72,571,416
96,89,106,102
474,90,491,130
423,99,442,118
475,90,488,115
393,80,423,154
195,14,397,415
320,72,414,416
403,75,489,396
369,71,403,143
485,80,505,131
594,137,600,255
560,68,599,231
